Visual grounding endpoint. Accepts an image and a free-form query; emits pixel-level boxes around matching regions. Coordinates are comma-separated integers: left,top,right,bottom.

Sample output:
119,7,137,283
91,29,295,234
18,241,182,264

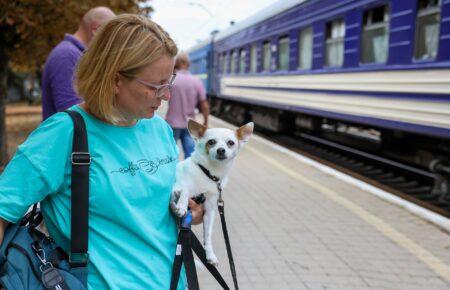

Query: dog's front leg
170,189,189,217
203,195,219,266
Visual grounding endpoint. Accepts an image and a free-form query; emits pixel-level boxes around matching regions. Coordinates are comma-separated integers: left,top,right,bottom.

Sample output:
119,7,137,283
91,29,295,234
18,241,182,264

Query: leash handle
171,209,199,290
180,209,193,230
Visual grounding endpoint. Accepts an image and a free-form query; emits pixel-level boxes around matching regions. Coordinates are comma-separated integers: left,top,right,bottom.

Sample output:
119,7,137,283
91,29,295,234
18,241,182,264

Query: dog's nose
217,148,226,155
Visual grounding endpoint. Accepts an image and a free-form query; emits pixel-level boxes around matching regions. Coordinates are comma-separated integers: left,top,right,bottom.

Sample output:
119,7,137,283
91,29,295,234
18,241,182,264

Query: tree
0,0,152,167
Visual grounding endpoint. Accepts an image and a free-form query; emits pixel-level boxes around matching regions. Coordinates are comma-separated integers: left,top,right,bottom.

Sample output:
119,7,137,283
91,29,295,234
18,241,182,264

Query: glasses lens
157,85,171,98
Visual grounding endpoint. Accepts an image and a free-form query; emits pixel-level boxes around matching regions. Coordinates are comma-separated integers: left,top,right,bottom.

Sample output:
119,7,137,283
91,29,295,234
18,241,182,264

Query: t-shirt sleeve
0,112,74,223
49,50,82,111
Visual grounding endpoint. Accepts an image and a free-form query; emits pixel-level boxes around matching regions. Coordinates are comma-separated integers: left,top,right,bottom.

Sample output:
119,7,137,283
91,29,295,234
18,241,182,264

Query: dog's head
188,119,254,163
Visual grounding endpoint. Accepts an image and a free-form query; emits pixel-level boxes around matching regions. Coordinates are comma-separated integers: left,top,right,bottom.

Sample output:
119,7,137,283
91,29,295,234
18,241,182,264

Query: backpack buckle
71,152,91,165
69,252,89,267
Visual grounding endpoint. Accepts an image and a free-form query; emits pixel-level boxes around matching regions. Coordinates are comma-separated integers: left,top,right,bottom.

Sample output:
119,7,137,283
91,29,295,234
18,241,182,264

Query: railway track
257,129,450,219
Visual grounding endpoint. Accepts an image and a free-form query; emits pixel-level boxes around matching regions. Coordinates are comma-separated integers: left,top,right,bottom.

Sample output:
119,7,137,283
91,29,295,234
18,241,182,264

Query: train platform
192,117,450,290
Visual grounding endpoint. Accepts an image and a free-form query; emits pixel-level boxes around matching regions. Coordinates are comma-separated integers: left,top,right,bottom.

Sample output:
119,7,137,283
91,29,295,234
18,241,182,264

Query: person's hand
189,199,204,225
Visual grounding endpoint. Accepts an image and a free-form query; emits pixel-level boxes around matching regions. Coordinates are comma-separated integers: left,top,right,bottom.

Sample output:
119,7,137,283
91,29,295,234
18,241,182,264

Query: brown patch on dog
205,139,216,156
236,124,252,141
188,119,207,139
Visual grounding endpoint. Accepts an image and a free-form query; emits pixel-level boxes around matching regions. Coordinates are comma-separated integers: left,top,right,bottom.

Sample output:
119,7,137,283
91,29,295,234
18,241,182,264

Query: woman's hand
189,199,204,225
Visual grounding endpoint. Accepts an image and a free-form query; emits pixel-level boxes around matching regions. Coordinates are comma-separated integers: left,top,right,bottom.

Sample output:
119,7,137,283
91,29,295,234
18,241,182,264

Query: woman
0,14,202,289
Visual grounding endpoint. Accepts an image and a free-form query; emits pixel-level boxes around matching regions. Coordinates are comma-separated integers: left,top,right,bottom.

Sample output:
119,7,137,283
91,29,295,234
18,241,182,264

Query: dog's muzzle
216,148,227,160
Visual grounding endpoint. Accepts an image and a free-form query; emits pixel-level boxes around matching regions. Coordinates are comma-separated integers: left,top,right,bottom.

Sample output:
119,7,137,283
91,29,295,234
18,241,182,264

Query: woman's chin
143,110,155,119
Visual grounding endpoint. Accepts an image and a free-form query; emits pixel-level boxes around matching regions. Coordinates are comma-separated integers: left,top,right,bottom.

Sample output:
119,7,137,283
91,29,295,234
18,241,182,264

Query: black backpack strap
65,110,90,268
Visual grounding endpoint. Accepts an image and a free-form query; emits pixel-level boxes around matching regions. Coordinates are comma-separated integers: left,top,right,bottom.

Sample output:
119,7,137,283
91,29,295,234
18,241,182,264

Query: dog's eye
227,140,235,147
207,139,216,146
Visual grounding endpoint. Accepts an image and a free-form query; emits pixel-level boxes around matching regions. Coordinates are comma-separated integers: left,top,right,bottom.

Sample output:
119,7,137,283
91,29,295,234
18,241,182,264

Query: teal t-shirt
0,106,185,289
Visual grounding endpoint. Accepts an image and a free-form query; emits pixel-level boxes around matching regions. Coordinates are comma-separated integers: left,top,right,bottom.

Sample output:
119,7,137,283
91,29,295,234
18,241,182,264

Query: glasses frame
123,73,177,98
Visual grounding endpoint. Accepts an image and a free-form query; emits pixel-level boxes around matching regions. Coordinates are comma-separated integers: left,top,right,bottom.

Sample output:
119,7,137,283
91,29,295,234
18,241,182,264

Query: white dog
170,119,254,265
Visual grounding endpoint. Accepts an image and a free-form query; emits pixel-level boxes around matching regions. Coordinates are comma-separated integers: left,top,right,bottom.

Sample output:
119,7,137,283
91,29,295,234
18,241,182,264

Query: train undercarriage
209,96,450,207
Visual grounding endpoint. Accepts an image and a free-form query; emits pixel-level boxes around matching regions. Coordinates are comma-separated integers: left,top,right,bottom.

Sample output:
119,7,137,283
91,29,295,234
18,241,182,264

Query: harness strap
197,163,220,182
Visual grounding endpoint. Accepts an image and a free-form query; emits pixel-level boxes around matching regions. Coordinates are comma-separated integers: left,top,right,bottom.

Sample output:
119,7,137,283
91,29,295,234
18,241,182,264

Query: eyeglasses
131,73,177,98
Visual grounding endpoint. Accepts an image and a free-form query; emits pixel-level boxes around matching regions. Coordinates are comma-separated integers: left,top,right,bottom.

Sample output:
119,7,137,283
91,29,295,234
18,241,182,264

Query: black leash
217,198,238,290
170,210,230,290
170,213,199,290
197,163,239,290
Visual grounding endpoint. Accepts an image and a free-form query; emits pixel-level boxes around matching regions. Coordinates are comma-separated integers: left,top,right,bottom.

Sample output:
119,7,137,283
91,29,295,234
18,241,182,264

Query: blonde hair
76,14,178,124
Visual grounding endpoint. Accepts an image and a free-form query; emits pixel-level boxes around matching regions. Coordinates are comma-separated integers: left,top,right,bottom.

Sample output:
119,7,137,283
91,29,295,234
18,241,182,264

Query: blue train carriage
210,0,450,173
186,38,214,93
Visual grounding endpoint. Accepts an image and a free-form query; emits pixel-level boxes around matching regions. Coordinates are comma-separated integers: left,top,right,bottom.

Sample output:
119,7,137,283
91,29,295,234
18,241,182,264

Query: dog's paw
171,203,187,218
170,190,185,217
206,251,219,267
170,190,181,204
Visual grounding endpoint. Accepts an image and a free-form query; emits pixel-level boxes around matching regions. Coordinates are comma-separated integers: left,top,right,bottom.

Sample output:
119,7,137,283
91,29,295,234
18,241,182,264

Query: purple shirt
41,34,85,120
165,70,206,128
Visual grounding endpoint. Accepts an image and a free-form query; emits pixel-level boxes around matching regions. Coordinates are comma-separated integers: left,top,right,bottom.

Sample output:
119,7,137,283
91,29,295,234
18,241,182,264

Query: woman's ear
114,74,121,95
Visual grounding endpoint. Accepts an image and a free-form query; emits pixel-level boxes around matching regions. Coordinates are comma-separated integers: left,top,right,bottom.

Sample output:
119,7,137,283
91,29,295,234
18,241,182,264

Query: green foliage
0,0,153,71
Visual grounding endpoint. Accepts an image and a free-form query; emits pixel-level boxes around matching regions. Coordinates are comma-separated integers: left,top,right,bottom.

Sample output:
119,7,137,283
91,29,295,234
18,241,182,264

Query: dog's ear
236,122,254,144
188,119,207,139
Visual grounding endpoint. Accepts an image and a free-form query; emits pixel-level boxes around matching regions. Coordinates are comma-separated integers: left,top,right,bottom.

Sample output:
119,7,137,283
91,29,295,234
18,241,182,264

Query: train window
414,0,441,60
223,53,228,74
239,49,246,73
278,36,290,70
325,19,345,67
299,27,313,69
250,44,257,73
219,54,223,73
263,41,271,71
361,5,390,64
230,50,237,74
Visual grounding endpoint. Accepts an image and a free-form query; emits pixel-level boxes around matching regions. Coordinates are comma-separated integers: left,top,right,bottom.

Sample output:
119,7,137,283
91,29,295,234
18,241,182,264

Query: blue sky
149,0,280,51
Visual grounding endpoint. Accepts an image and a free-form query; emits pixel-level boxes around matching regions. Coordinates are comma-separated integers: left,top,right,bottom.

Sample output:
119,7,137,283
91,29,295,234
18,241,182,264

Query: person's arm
199,100,209,127
196,79,209,127
0,218,9,245
0,114,73,234
49,52,83,112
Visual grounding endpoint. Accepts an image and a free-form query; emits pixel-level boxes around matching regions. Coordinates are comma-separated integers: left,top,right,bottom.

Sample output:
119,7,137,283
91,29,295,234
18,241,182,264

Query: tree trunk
0,39,9,168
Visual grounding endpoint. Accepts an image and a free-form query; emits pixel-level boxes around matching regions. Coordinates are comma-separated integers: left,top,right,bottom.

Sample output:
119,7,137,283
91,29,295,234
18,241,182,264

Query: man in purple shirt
41,7,115,120
165,53,210,158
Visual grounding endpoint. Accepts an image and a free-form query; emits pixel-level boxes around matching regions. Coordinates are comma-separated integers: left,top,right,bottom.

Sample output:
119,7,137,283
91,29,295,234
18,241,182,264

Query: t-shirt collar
64,34,86,52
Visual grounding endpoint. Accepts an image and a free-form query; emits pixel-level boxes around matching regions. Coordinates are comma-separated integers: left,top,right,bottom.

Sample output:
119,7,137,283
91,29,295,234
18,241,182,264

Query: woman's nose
159,90,171,101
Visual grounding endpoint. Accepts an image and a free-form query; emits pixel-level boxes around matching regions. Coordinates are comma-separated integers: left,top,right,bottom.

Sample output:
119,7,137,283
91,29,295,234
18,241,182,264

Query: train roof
184,38,212,54
214,0,308,42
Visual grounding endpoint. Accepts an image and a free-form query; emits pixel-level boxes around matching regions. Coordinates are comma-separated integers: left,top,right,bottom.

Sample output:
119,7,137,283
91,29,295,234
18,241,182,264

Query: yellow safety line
247,146,450,282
